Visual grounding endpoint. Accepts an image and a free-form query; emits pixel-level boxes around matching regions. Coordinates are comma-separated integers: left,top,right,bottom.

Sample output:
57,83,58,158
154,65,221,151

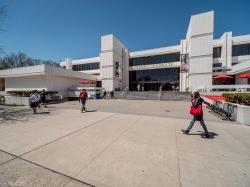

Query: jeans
187,116,209,134
81,100,86,111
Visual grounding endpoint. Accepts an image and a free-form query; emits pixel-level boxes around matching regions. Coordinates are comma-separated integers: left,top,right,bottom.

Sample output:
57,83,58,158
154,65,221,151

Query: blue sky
0,0,250,61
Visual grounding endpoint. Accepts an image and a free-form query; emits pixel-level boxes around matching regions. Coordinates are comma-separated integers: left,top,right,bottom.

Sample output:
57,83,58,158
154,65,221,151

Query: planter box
203,96,250,125
236,105,250,125
4,96,30,106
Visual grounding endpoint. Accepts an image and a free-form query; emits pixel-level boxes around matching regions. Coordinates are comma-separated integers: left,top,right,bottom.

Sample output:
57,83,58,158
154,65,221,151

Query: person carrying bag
182,91,210,138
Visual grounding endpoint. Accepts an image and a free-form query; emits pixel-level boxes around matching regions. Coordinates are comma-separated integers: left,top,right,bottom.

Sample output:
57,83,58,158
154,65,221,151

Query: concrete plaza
0,99,249,187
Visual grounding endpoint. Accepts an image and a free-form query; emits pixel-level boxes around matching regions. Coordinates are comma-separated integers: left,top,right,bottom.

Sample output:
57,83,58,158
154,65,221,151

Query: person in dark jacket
40,89,47,107
182,91,210,138
79,89,88,112
110,90,114,99
103,90,106,99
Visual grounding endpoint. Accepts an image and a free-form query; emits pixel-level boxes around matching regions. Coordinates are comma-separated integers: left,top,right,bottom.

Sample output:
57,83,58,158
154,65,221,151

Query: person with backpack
79,89,88,112
29,90,41,114
181,91,210,138
40,89,47,107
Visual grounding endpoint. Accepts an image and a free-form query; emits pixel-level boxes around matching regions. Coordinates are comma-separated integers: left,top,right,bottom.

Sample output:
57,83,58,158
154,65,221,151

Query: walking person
103,90,106,99
110,90,114,99
141,85,144,91
79,89,88,113
137,84,140,92
181,91,210,138
40,89,47,107
29,90,41,114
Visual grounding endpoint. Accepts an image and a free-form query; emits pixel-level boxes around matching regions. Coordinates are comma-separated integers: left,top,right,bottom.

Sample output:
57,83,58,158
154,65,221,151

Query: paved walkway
0,100,249,187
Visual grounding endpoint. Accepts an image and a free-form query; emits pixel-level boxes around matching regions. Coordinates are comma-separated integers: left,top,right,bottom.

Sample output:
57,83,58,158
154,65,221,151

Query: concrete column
180,39,189,91
221,32,232,68
100,34,128,92
186,11,214,91
65,58,72,70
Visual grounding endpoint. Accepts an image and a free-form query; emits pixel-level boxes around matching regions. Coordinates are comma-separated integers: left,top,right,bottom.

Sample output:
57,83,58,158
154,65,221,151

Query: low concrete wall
114,91,191,101
4,96,30,106
236,105,250,125
203,96,250,125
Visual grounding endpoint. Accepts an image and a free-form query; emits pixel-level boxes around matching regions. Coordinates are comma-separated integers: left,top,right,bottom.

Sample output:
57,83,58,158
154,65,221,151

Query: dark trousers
81,100,86,111
187,116,209,134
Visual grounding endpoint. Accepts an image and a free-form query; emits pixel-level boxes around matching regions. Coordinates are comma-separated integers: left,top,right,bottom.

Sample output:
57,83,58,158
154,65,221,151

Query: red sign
79,79,96,84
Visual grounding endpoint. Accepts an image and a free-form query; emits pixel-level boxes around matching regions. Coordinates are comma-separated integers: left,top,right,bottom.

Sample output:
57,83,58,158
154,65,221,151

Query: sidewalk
0,100,249,187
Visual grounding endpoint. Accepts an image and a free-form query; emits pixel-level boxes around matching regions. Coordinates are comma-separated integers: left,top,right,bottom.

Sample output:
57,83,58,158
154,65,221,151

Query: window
232,43,250,56
72,62,100,71
213,63,222,68
129,68,180,83
213,47,221,58
129,52,180,66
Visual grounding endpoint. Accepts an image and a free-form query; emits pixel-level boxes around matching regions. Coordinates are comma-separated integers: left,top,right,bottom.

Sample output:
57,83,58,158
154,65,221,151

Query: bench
209,101,237,121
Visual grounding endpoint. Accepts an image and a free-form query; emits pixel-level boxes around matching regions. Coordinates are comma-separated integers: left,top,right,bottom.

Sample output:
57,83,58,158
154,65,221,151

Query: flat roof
0,64,97,80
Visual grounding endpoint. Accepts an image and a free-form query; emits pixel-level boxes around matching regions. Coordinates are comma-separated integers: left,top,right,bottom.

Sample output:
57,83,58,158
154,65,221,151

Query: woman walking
182,91,210,138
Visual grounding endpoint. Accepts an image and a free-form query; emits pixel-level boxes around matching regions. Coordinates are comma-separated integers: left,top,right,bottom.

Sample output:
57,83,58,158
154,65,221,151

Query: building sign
180,54,189,73
129,61,180,71
115,61,121,77
114,61,122,91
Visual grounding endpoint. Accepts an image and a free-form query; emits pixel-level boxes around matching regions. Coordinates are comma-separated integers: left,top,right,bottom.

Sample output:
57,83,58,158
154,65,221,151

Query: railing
212,85,250,89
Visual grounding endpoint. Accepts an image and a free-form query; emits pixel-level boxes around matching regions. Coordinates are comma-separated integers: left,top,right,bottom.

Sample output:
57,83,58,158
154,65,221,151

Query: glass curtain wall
129,68,180,91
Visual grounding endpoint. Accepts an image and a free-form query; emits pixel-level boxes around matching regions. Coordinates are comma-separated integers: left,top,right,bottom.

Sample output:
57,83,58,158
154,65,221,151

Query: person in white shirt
29,90,41,114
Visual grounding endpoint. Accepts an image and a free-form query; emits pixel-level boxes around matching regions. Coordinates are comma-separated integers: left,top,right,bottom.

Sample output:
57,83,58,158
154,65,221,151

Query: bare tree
0,52,59,69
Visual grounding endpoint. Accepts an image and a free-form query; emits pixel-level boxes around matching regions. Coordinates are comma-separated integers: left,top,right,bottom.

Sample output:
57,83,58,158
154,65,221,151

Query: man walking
40,89,47,107
29,90,41,114
103,90,106,99
79,89,88,112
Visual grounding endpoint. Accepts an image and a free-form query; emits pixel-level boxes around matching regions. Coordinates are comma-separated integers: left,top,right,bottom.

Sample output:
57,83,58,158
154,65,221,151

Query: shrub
223,93,250,106
7,90,58,97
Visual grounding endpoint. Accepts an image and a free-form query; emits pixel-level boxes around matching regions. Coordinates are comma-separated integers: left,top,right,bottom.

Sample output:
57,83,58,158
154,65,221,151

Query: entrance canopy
236,72,250,79
213,75,233,80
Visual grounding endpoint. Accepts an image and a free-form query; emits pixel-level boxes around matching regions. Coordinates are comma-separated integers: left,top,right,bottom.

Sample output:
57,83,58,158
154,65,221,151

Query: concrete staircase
113,91,191,101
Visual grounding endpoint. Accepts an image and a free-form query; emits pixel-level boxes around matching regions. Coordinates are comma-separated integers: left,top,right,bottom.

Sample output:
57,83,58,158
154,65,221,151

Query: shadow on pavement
35,111,50,115
85,109,97,112
188,131,218,139
0,107,50,125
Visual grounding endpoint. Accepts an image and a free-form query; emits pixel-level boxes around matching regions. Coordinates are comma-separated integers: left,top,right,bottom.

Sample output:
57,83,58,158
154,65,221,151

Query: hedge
223,93,250,106
7,90,58,97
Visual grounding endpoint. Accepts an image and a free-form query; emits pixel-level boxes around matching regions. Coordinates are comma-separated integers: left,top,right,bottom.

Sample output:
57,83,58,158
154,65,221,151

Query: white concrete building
60,11,250,92
0,64,96,96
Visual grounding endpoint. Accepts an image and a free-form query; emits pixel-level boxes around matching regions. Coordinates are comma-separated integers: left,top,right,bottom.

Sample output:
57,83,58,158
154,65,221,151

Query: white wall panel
190,74,212,91
190,35,213,57
188,11,214,36
221,32,232,67
100,52,113,67
5,75,47,91
187,11,214,91
101,35,113,51
102,80,113,92
46,75,79,91
101,67,113,79
100,34,128,91
189,57,212,74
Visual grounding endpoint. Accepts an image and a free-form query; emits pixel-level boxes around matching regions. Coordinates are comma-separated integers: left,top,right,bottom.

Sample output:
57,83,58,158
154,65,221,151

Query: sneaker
205,133,210,138
181,129,189,134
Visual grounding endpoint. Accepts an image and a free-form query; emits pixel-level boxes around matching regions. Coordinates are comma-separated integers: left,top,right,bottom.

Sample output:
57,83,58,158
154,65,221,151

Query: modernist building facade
60,11,250,92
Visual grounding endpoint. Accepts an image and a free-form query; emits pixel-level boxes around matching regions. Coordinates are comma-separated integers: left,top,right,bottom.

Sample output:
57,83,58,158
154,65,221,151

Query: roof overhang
0,65,97,80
